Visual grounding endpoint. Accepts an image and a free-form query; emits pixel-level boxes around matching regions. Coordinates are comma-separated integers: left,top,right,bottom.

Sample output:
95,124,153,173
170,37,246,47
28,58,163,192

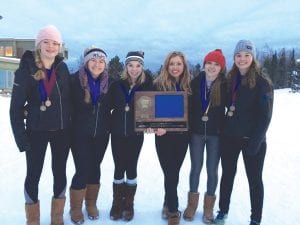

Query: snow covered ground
0,89,299,225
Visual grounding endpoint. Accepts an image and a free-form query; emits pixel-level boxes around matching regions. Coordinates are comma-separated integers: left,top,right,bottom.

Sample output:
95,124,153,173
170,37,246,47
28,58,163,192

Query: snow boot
202,193,216,224
110,183,125,220
249,220,260,225
122,184,137,221
183,191,199,221
85,184,100,220
69,188,86,224
214,211,228,224
50,197,65,225
168,211,181,225
25,201,40,225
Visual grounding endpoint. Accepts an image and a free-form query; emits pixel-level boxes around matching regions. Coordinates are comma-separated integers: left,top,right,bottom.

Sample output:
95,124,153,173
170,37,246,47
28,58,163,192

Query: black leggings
71,132,109,189
155,133,189,213
219,135,266,223
25,129,70,203
111,134,144,180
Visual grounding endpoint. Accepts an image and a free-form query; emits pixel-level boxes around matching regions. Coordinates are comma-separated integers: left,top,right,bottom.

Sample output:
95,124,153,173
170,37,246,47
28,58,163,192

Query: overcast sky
1,0,300,70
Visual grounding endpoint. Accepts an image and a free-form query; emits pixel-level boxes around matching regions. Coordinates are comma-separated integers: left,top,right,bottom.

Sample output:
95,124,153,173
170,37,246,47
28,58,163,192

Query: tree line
75,47,300,92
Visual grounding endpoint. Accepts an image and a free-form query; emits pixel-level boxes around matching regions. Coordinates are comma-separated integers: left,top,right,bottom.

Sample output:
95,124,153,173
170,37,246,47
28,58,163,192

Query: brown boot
109,183,125,220
122,184,137,221
69,188,86,224
50,197,65,225
168,211,181,225
25,202,40,225
183,192,199,221
202,193,216,224
85,184,100,220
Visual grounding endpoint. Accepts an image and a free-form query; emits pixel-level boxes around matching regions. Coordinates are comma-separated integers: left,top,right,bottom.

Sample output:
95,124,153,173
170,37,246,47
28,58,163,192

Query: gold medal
45,99,52,107
229,105,235,111
40,104,46,111
228,111,234,117
125,104,130,112
202,115,209,122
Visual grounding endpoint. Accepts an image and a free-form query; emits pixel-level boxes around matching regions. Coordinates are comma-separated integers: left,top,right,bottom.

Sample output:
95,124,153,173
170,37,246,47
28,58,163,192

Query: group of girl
9,25,273,225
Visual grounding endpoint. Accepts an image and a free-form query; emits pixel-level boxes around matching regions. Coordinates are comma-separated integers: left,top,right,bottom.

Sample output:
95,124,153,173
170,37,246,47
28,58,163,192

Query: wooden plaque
134,91,188,131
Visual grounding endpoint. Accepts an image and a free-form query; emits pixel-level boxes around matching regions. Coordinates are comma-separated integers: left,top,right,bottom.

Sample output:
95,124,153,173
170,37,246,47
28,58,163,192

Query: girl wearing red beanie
183,49,227,224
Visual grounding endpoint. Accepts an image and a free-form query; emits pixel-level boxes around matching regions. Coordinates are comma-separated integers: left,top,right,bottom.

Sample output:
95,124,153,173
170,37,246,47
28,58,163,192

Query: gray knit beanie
234,40,256,59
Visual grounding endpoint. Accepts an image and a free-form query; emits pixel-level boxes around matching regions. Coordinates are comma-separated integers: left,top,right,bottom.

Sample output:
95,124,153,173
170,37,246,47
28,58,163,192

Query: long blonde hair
32,48,46,81
154,51,191,94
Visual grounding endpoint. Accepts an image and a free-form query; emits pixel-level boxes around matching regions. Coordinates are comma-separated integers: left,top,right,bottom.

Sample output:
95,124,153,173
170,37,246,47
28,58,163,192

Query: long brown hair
227,59,272,90
209,73,225,107
154,51,191,94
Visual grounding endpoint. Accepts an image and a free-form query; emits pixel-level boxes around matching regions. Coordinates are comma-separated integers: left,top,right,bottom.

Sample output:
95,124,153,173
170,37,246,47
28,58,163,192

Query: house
0,38,68,94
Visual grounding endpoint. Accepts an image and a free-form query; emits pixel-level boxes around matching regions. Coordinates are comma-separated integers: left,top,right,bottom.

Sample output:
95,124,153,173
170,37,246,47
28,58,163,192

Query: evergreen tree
108,55,124,80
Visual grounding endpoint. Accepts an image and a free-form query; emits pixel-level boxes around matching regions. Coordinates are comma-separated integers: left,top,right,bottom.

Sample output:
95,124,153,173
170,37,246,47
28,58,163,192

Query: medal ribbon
86,68,101,106
200,76,211,113
120,83,141,106
230,72,242,106
38,68,56,102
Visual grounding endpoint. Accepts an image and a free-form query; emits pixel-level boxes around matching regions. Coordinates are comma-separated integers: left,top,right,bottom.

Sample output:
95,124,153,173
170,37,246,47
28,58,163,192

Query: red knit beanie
203,49,226,71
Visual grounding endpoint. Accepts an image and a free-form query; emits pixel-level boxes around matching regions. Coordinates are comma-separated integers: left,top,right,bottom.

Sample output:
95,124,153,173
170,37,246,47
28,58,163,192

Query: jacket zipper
93,103,100,137
55,81,63,129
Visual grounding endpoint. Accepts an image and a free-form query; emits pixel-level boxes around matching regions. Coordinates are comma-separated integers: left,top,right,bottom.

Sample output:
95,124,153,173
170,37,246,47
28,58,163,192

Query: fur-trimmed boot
202,193,216,224
109,183,125,220
122,184,137,221
50,197,66,225
183,192,199,221
69,188,86,224
168,211,181,225
25,202,40,225
85,184,100,220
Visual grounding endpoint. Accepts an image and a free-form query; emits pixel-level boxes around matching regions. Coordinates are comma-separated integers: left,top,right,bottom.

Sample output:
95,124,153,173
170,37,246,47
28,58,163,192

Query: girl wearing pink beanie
10,25,71,225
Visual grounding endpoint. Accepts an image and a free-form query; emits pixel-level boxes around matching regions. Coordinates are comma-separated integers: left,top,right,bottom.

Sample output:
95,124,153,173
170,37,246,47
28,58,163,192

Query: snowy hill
0,89,300,224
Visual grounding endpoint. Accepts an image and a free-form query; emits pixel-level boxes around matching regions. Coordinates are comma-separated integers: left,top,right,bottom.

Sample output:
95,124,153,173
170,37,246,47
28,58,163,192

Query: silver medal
40,104,46,111
227,111,234,117
202,115,209,122
45,99,52,107
229,105,235,111
125,104,130,112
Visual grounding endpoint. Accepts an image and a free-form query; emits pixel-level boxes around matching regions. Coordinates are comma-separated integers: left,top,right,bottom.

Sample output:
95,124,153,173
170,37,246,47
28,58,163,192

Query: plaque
134,91,188,131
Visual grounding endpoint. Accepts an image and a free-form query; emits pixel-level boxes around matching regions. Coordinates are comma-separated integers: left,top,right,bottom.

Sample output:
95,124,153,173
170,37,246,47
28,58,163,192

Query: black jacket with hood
109,73,153,137
70,67,114,137
189,71,227,135
10,50,72,152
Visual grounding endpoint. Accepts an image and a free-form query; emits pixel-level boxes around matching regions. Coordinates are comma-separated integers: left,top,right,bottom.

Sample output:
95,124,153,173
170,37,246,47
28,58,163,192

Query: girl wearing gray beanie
214,40,274,225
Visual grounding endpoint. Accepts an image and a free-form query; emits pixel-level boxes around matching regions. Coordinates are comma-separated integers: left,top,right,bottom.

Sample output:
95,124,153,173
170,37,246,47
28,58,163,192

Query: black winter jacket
70,69,114,137
189,72,226,135
223,73,274,155
10,50,72,152
109,73,153,137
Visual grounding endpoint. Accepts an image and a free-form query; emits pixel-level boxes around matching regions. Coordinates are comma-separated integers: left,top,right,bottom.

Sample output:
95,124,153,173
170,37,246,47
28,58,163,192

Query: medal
45,98,52,107
229,105,235,111
40,104,46,111
125,104,130,112
202,115,209,122
227,111,234,117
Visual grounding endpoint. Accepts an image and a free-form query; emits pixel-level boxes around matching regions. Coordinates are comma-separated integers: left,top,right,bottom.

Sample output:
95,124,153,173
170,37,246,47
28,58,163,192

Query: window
5,46,13,57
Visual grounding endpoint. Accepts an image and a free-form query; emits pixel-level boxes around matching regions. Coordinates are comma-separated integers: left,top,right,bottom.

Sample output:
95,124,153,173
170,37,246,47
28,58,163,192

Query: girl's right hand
154,128,167,136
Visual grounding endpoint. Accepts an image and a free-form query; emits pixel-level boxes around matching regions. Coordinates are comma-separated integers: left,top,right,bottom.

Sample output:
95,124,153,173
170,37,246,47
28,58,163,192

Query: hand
154,128,167,136
144,128,155,133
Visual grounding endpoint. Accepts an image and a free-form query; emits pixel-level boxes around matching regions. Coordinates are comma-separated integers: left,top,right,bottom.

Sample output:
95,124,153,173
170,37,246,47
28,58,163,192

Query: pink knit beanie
35,25,62,47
